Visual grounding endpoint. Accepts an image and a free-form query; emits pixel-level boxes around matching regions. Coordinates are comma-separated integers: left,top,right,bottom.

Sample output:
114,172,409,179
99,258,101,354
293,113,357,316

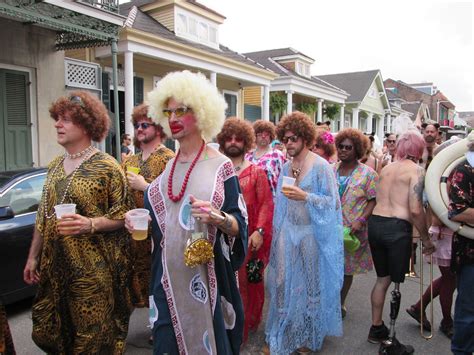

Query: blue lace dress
265,155,344,353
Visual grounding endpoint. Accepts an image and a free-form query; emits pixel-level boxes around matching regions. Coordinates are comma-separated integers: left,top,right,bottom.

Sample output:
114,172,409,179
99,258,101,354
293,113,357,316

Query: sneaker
406,305,431,331
439,322,453,339
379,336,414,355
368,323,389,344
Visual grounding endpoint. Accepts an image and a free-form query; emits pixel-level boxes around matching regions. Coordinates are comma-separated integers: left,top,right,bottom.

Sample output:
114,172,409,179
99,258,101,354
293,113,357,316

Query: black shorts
368,215,412,283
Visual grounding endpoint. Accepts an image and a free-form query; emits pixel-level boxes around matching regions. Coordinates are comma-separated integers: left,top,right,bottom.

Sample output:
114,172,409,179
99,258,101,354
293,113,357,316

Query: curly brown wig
49,91,110,142
253,119,276,141
276,111,316,147
216,117,255,153
131,103,166,140
335,128,370,160
314,127,336,157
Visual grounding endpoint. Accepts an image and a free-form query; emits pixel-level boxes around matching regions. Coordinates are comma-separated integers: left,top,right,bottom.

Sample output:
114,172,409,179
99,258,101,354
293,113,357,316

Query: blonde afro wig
147,70,227,142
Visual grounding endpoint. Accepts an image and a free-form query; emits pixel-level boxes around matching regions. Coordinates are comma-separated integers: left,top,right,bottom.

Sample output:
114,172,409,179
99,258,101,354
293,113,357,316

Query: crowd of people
0,70,472,355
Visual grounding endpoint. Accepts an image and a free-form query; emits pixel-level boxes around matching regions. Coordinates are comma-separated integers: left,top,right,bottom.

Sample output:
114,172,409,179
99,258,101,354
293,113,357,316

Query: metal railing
77,0,119,13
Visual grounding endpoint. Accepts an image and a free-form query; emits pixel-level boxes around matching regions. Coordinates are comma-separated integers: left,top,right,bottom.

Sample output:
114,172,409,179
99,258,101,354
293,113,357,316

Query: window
198,22,208,41
176,14,187,34
296,62,303,75
209,26,217,44
0,174,46,215
368,87,377,98
189,17,197,36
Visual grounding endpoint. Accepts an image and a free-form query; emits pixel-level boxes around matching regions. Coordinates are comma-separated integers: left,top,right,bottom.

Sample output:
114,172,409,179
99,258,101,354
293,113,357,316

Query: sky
199,0,473,112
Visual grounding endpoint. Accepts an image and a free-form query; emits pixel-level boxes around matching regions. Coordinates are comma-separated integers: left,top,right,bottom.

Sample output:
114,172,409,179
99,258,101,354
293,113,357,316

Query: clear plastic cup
282,176,296,194
127,166,140,174
54,204,76,219
128,208,150,241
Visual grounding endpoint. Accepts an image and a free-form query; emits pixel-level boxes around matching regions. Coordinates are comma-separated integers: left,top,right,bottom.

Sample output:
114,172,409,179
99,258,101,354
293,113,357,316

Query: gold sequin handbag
184,217,214,267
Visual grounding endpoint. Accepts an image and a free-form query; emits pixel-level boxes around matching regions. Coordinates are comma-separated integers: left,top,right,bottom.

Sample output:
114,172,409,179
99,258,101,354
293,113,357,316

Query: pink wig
396,131,425,161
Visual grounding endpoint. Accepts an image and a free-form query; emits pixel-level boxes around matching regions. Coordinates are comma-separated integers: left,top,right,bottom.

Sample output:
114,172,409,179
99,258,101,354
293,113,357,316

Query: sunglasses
225,136,244,143
337,144,353,151
387,140,396,144
281,135,299,144
162,107,191,118
133,122,155,130
70,95,85,107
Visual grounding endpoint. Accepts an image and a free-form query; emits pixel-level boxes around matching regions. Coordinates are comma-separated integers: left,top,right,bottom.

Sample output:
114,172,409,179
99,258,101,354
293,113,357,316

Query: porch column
263,85,270,121
339,104,345,131
210,72,217,86
111,39,121,161
377,114,385,143
317,99,324,122
352,107,359,129
286,90,294,114
124,51,135,140
366,112,373,133
386,113,392,133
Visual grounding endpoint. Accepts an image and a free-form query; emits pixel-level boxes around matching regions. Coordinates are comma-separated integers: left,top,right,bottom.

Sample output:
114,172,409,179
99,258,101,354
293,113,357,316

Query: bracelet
218,212,233,231
356,216,367,224
89,218,96,234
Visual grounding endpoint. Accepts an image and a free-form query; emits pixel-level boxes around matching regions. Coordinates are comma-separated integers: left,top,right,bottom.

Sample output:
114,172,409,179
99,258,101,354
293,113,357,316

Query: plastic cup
127,166,140,174
282,176,296,193
207,142,220,151
54,204,76,219
128,208,150,241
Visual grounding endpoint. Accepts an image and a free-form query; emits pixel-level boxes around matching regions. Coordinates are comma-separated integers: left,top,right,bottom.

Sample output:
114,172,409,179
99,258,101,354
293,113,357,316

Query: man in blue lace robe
265,111,344,354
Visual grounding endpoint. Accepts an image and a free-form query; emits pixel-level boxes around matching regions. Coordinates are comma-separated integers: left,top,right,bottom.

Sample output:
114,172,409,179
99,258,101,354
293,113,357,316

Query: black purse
246,251,264,283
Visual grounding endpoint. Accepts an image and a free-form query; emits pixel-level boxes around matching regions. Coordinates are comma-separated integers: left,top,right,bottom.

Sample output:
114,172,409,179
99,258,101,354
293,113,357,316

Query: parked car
0,168,47,305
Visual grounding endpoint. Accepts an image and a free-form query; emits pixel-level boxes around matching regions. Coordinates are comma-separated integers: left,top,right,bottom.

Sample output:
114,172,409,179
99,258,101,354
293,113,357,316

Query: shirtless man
367,131,435,355
420,123,440,170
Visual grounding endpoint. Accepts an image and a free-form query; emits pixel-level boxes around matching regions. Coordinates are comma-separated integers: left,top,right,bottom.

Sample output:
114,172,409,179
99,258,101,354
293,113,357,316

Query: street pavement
7,260,453,354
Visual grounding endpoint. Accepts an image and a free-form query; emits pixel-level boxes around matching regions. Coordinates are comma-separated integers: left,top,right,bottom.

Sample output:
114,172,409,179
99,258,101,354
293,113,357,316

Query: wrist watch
256,227,265,237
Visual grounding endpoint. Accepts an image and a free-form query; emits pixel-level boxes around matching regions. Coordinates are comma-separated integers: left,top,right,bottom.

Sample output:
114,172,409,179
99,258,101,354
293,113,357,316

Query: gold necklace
291,151,309,178
42,150,94,219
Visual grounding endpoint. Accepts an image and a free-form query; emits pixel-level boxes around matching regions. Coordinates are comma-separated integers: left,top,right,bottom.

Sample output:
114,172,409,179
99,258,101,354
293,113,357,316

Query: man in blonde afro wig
127,70,248,354
148,70,227,142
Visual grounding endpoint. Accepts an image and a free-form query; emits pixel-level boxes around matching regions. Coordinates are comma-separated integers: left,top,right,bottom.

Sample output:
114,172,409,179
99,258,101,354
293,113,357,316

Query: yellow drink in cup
132,229,148,241
128,208,150,241
127,166,140,174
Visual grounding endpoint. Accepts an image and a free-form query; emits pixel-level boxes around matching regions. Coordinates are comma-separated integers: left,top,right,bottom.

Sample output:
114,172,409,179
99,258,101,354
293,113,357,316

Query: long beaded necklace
167,140,205,203
42,150,95,219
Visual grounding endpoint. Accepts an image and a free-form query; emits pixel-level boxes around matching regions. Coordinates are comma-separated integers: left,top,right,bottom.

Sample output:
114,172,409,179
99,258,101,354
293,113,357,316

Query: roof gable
316,70,380,103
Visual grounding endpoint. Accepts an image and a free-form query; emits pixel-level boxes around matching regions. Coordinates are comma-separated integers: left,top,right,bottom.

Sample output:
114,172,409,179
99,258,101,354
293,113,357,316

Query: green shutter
0,69,32,171
134,77,144,106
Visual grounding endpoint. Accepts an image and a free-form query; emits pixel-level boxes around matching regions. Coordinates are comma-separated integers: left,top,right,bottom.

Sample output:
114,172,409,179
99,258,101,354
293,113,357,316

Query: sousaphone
425,131,474,239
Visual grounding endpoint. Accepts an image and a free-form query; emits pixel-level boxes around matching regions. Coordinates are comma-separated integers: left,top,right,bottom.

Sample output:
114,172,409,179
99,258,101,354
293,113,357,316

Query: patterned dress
448,158,474,271
237,164,273,342
0,305,15,355
147,154,247,354
334,162,378,275
266,156,343,353
33,152,134,354
246,149,285,196
122,146,174,307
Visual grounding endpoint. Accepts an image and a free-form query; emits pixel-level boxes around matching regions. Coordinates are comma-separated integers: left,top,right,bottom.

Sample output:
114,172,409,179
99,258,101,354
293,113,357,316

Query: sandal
439,322,453,339
406,305,431,331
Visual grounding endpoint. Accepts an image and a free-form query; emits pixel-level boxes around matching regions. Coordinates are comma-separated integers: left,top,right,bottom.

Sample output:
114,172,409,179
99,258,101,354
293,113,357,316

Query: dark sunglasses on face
387,139,396,144
162,107,191,118
133,122,155,130
226,136,244,143
337,143,353,151
281,135,299,144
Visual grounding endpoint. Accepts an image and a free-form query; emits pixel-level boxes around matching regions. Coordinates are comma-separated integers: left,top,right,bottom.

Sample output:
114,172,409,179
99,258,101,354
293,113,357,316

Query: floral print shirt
245,148,286,196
